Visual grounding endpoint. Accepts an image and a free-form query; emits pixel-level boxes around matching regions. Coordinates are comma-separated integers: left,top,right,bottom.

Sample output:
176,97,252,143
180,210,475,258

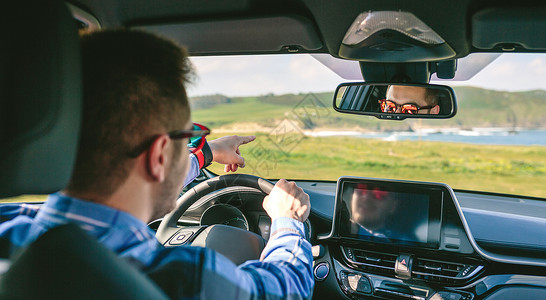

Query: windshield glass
188,54,546,198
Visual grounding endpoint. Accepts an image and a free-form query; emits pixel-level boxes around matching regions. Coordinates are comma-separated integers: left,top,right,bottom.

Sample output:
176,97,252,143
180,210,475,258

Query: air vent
412,258,483,284
342,247,397,276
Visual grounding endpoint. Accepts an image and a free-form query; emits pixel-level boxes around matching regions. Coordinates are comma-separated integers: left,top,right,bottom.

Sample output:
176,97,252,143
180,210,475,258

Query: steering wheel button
169,231,193,245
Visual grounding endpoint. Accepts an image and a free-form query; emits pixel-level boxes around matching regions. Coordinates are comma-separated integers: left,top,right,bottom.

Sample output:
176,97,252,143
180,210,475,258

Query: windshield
188,54,546,199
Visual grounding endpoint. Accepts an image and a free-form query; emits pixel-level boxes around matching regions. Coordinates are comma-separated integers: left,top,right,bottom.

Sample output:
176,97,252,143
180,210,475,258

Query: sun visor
135,16,323,55
472,8,546,51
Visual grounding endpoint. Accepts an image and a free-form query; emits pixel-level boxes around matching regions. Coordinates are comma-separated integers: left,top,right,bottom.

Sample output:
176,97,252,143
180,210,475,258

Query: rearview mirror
333,83,457,120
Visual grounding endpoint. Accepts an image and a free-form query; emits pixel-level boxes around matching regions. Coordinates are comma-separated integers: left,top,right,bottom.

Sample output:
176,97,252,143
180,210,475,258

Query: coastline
212,122,545,136
211,123,546,146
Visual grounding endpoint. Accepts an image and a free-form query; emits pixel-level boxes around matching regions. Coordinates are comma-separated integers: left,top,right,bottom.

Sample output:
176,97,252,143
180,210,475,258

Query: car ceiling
72,0,546,60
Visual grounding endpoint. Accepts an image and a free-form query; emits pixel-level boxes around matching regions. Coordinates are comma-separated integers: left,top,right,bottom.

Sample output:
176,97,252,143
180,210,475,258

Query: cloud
288,55,333,80
188,56,283,96
529,58,546,74
188,55,343,97
191,55,263,73
449,54,546,92
486,61,518,76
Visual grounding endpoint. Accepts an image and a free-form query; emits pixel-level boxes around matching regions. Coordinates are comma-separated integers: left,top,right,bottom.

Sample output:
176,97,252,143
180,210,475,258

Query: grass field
4,132,544,203
206,132,546,199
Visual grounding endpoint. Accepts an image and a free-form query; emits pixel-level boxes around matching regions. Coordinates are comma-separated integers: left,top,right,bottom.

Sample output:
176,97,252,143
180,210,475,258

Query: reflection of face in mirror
350,184,397,238
381,85,440,115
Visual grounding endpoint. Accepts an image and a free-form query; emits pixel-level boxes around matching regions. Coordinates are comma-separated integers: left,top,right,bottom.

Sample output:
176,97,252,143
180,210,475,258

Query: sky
186,53,546,97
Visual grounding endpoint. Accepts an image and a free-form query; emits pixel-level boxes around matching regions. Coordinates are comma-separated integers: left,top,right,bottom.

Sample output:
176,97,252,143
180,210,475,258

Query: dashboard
151,174,546,299
3,174,545,299
308,177,546,300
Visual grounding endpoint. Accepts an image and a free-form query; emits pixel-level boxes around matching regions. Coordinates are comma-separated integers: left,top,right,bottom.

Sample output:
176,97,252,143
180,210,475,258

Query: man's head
350,184,396,231
66,30,194,220
384,85,440,114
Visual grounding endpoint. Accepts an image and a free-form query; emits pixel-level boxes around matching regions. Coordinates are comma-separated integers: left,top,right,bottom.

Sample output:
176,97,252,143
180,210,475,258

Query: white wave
304,130,362,137
383,135,399,142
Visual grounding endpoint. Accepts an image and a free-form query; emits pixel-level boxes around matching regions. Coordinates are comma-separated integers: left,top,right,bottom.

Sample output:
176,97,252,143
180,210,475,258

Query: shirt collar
35,193,152,237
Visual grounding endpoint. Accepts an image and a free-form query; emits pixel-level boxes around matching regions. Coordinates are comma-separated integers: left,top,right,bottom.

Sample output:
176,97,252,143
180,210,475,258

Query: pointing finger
238,135,256,145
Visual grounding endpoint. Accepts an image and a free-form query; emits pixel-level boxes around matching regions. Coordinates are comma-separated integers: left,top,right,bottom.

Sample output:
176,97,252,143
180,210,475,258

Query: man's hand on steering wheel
208,135,256,172
263,179,310,223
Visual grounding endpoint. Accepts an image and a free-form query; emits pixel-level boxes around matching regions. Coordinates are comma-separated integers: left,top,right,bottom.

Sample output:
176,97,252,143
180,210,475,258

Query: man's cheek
184,154,190,174
179,154,191,187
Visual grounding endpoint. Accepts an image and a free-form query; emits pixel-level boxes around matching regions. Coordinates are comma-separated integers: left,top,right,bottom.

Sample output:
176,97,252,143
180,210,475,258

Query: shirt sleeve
0,204,40,223
182,154,201,188
200,217,314,299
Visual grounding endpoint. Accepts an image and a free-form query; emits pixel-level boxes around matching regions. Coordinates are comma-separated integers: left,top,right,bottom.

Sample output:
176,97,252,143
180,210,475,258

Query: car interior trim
134,16,323,55
66,2,101,32
448,182,546,267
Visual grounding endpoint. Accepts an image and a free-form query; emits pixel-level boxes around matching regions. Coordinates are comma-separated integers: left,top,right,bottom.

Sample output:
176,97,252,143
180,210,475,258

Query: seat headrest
0,0,82,198
0,224,169,299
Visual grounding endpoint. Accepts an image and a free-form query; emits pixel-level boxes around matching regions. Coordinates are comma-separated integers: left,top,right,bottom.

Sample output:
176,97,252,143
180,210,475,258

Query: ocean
307,129,546,146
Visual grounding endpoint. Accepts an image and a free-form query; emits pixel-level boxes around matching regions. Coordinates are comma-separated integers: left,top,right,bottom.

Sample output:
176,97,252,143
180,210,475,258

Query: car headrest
0,224,169,299
0,0,82,198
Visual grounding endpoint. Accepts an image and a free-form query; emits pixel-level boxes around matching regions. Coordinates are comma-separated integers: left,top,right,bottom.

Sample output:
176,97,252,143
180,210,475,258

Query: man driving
0,30,313,299
346,183,421,243
379,85,440,114
349,184,398,239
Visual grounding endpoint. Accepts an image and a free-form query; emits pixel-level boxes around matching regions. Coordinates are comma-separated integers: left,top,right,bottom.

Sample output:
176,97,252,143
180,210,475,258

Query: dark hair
66,29,193,197
425,88,439,106
385,85,439,106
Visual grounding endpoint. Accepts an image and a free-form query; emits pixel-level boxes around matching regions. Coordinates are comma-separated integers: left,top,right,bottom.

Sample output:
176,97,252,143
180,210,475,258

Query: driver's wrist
192,140,213,169
201,140,213,168
270,217,305,239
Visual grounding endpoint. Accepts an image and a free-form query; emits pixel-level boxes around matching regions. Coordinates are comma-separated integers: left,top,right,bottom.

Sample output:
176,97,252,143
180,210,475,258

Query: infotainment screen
334,177,442,248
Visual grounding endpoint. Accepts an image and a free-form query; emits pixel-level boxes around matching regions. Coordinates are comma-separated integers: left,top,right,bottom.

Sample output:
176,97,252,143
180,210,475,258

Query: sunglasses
378,99,434,115
128,122,210,157
355,183,389,200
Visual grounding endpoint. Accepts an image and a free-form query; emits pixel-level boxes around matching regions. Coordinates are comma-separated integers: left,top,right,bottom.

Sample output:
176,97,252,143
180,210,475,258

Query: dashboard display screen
335,178,442,248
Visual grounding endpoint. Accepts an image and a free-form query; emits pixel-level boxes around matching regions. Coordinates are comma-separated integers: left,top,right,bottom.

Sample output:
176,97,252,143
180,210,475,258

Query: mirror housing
333,82,457,120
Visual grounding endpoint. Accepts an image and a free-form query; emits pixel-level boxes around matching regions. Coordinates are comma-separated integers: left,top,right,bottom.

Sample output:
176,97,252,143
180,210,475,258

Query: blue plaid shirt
0,156,314,299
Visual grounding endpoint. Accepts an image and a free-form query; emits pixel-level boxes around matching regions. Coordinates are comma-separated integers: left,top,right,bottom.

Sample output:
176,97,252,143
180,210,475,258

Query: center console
317,177,485,299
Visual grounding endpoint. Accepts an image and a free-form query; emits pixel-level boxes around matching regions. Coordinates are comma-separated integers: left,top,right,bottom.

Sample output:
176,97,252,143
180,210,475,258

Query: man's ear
146,135,171,182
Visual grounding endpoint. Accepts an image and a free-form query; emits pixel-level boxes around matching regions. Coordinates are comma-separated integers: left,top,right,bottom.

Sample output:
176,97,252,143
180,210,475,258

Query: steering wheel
156,174,274,265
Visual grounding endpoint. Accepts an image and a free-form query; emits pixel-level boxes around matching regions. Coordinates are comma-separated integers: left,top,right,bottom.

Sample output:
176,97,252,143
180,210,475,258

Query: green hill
189,87,546,131
437,87,546,128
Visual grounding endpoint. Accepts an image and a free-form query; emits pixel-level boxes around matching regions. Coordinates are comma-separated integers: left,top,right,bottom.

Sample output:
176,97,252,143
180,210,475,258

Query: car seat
0,1,168,299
